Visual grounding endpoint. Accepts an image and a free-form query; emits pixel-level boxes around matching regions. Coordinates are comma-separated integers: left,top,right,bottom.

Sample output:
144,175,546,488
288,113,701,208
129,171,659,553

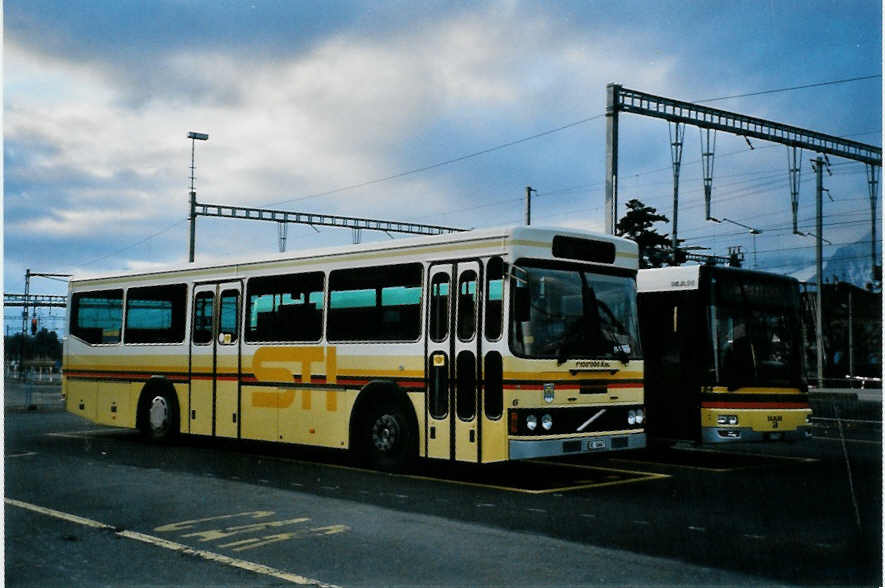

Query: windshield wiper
556,318,586,366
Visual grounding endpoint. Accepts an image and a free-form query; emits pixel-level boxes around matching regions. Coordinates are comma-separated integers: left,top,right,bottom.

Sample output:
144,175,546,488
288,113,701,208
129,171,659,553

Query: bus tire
358,400,416,471
137,382,179,442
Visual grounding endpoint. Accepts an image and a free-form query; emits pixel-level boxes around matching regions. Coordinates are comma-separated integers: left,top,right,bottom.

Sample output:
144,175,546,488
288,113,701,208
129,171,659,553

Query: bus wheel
362,402,415,471
138,388,179,442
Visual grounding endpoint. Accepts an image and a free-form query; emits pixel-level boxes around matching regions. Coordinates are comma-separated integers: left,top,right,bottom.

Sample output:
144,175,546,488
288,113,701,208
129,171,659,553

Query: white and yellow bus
63,225,645,469
637,265,812,444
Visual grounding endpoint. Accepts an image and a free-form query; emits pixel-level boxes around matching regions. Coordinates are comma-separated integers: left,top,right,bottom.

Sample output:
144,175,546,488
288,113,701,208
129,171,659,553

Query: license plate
588,439,606,450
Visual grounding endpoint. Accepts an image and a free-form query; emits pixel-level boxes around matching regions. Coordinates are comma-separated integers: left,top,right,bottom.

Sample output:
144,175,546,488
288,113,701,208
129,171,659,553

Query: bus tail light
510,412,519,434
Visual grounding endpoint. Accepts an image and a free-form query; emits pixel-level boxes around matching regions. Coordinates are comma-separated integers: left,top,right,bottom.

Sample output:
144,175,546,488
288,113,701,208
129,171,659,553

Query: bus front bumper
509,432,646,460
702,426,813,443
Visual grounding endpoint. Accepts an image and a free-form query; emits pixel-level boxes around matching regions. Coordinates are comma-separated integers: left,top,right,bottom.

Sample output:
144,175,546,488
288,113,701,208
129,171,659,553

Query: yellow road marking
5,498,340,587
611,457,738,473
48,428,130,439
45,428,668,493
612,447,819,472
678,446,820,463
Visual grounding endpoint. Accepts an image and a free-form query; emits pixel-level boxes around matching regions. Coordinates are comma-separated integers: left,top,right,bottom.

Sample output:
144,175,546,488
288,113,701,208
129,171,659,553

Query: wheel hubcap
372,414,399,453
149,396,169,433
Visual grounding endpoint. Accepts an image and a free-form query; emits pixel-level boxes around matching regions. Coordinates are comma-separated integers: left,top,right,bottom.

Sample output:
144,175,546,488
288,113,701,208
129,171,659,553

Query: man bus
637,265,811,444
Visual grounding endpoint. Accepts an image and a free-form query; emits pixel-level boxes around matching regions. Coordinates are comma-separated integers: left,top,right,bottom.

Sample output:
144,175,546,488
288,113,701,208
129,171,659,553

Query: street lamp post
187,131,209,263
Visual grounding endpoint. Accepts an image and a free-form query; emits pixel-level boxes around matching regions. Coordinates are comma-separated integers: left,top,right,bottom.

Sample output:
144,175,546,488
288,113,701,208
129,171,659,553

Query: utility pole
669,122,685,265
21,268,30,335
867,164,880,285
848,289,854,378
604,84,620,235
814,156,825,388
525,186,536,225
187,131,209,263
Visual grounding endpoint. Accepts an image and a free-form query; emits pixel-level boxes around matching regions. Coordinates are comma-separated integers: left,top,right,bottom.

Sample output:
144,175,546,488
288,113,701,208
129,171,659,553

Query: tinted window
328,263,422,341
483,351,503,419
246,272,324,342
485,257,504,340
457,271,477,342
192,291,214,345
456,350,476,421
71,290,123,344
428,352,448,419
219,289,240,343
429,273,450,342
125,284,187,343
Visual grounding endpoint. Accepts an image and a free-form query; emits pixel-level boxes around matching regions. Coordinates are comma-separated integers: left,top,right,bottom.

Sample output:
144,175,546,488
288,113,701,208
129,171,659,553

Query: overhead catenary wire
73,76,880,268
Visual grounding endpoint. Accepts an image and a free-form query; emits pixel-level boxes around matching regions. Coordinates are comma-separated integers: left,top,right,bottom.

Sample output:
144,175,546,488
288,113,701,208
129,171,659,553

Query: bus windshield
709,273,804,389
510,262,641,362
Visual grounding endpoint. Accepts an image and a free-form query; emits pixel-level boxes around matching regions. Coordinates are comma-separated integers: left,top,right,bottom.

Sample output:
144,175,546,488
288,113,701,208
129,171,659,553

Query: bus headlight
541,414,553,431
627,410,636,425
717,415,739,426
526,414,538,431
635,409,644,424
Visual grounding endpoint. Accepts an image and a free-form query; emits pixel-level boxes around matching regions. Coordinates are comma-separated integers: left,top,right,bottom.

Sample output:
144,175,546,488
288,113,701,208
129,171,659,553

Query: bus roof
70,225,639,287
638,265,798,293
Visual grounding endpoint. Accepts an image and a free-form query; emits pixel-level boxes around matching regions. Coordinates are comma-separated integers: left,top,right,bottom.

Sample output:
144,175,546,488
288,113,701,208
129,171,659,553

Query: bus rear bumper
701,426,813,443
509,432,646,460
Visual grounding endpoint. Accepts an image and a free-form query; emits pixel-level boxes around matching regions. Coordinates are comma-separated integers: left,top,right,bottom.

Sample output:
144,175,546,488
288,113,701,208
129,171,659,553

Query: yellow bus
63,225,645,469
637,265,812,444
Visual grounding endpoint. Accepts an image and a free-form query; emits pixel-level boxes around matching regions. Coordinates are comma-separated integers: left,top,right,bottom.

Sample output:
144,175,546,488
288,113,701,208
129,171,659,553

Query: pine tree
616,199,673,268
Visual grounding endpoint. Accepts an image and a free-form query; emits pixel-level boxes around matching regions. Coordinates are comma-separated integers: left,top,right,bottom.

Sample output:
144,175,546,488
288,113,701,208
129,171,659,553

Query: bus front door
425,261,481,463
189,281,242,438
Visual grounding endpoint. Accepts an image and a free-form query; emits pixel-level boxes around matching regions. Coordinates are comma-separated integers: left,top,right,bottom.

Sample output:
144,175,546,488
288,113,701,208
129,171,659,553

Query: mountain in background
784,232,879,289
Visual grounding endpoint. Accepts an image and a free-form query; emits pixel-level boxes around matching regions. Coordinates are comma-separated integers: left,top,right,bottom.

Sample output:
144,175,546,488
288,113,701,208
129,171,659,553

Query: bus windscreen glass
709,273,804,388
510,262,640,362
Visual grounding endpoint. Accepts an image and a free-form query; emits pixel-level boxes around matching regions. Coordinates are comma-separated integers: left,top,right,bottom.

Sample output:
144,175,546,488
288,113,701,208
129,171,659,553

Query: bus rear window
71,289,123,344
125,284,188,344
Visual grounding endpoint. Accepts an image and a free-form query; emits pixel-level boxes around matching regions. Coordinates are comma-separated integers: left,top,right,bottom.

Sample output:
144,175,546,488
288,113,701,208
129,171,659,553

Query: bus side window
428,352,448,419
125,284,188,344
71,289,124,345
192,291,214,344
483,351,503,419
457,271,477,342
219,289,239,343
430,274,450,342
485,257,503,341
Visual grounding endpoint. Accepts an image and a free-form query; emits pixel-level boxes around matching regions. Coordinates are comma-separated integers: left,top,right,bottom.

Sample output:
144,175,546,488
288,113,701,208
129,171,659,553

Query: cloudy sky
4,0,882,334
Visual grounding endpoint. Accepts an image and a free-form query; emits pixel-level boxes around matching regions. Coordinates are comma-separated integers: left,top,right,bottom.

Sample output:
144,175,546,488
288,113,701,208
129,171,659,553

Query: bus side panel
175,382,190,435
480,414,507,463
95,381,131,427
278,387,355,449
407,391,426,456
66,377,98,422
240,384,279,442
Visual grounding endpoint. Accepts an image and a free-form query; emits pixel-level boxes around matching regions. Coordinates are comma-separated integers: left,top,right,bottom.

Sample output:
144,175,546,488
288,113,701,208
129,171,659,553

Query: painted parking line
45,428,669,494
6,452,38,458
813,436,881,445
612,447,818,473
5,498,340,588
48,428,131,439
